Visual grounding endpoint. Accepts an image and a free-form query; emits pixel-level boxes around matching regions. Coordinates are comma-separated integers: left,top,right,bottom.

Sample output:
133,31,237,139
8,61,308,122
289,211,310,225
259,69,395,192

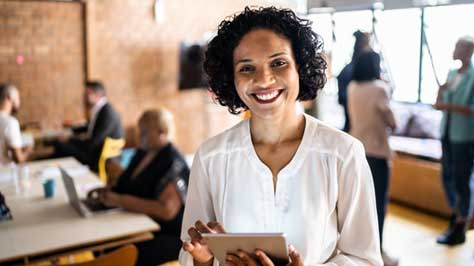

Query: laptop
60,167,119,217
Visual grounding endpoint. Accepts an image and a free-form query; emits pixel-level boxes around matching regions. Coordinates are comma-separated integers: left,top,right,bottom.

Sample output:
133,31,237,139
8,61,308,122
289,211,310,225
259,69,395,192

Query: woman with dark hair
348,51,398,266
337,30,373,132
180,7,382,266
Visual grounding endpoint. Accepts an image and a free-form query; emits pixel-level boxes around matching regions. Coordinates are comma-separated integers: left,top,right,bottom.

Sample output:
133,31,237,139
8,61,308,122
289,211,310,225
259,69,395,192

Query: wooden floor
384,203,474,266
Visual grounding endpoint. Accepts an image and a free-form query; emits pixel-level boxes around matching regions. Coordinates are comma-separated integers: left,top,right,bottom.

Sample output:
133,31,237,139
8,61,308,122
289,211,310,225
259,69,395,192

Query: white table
0,157,159,265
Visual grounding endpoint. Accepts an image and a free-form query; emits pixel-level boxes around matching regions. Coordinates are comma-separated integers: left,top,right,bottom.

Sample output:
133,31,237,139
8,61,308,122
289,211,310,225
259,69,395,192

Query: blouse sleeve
179,149,218,266
321,140,383,266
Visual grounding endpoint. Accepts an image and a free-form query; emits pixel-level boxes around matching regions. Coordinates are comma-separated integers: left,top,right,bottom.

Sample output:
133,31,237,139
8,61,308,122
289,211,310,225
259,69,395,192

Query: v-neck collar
242,113,312,179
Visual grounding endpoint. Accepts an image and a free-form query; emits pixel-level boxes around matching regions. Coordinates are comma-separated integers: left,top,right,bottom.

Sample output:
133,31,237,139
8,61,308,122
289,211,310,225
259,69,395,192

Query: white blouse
179,114,382,266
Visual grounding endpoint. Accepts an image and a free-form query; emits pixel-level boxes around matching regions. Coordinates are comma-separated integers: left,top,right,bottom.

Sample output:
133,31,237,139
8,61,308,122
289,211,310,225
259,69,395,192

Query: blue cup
43,179,55,198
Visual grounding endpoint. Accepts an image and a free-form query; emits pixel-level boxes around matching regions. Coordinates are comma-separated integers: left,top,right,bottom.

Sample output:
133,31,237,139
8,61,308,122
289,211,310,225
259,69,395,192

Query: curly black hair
204,6,327,114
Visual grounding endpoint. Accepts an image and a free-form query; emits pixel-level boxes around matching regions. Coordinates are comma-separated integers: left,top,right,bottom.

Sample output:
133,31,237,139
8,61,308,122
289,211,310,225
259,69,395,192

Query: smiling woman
233,29,301,120
203,7,326,115
180,6,383,266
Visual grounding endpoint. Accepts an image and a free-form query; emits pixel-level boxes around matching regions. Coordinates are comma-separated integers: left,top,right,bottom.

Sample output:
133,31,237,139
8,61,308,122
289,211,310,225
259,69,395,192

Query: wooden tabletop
0,157,159,264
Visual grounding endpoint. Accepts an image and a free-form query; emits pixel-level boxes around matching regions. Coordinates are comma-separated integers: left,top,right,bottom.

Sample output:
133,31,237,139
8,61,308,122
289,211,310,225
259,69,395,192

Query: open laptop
60,167,119,217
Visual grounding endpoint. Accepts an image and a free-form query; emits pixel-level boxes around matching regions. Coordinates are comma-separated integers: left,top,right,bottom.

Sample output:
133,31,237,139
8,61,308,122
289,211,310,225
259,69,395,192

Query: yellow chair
160,260,179,266
66,245,137,266
161,260,180,266
98,137,125,185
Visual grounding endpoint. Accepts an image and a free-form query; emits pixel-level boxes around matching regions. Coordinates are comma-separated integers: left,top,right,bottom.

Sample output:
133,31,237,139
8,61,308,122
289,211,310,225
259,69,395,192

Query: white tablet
201,233,288,265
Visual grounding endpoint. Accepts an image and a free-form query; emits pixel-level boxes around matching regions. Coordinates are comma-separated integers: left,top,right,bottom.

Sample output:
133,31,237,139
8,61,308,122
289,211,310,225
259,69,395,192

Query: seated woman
94,108,190,266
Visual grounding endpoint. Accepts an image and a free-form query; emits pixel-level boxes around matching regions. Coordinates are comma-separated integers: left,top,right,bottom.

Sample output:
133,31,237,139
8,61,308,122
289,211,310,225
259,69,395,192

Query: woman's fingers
226,253,244,266
208,221,227,233
255,249,275,266
188,227,203,241
183,241,194,252
184,220,228,264
236,250,258,266
183,240,214,263
288,245,303,266
195,220,213,233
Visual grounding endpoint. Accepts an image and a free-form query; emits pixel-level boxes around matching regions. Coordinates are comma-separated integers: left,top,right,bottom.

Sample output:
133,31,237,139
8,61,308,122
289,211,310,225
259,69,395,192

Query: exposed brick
0,0,282,154
0,0,84,130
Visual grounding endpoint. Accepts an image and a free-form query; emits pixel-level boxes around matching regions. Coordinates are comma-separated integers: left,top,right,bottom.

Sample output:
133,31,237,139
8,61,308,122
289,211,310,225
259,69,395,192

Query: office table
0,157,159,265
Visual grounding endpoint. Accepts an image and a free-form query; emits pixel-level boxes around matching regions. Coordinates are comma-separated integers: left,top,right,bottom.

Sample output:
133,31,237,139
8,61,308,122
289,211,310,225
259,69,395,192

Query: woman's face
139,122,162,150
233,29,300,120
453,40,474,62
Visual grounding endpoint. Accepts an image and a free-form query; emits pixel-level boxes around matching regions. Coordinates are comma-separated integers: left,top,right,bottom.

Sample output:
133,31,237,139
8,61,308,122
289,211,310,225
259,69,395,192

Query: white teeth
255,90,279,101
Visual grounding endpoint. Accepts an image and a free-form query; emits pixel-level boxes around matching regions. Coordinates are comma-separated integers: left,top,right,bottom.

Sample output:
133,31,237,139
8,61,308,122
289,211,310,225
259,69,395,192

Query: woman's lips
252,89,284,104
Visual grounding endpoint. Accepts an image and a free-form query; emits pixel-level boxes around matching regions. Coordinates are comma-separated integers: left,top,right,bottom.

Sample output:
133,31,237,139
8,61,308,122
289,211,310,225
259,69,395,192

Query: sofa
388,101,450,217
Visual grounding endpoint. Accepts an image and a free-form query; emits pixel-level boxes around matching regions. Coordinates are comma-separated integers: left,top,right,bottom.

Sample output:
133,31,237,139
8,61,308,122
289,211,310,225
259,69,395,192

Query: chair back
67,245,137,266
98,137,125,184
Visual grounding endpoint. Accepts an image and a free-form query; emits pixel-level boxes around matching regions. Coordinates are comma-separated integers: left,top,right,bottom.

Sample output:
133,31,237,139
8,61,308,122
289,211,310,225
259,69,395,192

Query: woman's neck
459,60,471,73
249,109,305,146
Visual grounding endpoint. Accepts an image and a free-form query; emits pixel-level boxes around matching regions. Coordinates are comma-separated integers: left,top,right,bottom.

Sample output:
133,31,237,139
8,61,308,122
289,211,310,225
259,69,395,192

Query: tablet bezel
201,233,289,265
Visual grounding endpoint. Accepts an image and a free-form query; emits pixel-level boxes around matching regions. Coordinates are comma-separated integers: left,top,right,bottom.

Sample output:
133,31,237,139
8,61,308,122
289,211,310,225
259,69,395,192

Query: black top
72,102,124,171
113,143,190,236
337,63,354,107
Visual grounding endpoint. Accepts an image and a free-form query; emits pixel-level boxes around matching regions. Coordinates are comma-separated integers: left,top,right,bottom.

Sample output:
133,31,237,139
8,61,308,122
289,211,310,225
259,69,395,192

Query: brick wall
85,0,279,153
1,0,296,154
0,1,85,128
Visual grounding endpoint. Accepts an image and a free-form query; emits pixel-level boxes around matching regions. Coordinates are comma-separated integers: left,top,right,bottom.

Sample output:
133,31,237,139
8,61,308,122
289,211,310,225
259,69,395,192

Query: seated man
53,81,124,171
90,108,189,266
0,83,32,165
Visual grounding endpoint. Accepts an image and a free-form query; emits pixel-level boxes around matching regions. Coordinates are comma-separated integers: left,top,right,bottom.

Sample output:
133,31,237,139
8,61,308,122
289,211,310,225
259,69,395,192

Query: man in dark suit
53,81,124,171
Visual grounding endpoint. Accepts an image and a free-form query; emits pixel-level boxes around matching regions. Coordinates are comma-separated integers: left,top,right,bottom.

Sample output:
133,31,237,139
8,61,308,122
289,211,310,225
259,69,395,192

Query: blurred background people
348,51,398,266
434,36,474,246
91,108,189,266
337,30,373,132
0,83,33,165
52,81,124,171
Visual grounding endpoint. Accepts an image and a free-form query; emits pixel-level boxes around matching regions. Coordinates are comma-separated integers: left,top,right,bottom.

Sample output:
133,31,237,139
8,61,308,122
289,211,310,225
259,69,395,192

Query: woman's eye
238,65,255,73
271,60,287,67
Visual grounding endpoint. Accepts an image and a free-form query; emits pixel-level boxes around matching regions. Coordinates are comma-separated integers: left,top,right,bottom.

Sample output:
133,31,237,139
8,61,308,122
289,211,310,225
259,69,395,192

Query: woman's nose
254,68,275,88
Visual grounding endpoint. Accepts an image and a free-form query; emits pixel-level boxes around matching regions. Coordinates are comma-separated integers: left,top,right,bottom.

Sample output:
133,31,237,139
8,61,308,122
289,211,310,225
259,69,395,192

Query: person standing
434,36,474,246
348,51,398,266
337,30,373,132
180,7,382,266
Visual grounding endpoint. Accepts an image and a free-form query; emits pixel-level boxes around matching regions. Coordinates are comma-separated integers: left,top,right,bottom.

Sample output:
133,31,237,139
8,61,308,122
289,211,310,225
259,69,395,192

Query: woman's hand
98,190,121,207
183,221,226,265
225,245,303,266
87,187,106,200
433,102,452,111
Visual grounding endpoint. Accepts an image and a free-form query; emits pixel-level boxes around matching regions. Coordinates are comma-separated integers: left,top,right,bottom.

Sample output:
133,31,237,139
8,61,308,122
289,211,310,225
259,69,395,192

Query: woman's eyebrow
269,52,286,58
235,58,252,65
235,52,287,66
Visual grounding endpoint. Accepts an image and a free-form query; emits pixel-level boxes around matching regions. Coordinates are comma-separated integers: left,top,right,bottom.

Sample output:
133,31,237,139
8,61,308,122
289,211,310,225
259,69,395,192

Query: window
374,8,421,103
308,11,373,128
331,10,373,76
421,4,474,103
